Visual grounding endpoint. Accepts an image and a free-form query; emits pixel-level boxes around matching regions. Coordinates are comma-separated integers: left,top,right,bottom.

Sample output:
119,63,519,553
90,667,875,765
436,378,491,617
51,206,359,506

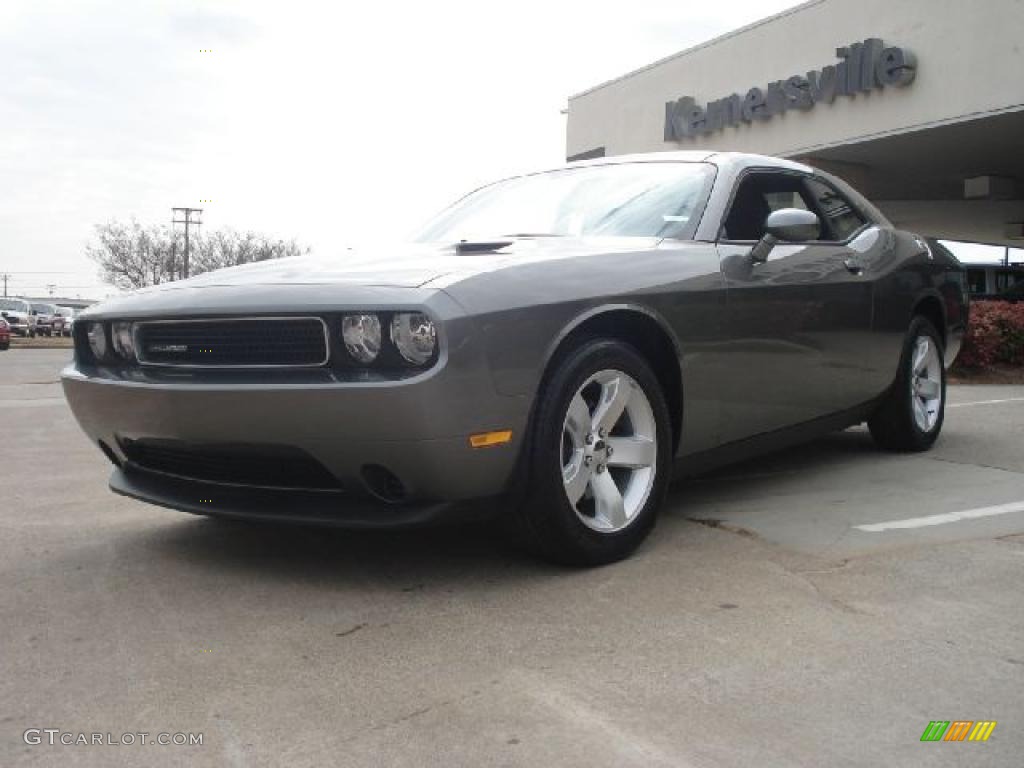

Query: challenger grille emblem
149,343,188,353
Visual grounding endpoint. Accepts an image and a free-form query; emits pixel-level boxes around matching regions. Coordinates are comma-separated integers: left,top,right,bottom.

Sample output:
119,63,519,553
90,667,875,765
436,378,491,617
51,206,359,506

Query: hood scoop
455,238,514,254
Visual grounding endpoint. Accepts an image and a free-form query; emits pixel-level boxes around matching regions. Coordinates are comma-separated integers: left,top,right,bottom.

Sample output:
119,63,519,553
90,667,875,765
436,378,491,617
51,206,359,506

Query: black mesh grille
121,439,343,490
136,318,327,367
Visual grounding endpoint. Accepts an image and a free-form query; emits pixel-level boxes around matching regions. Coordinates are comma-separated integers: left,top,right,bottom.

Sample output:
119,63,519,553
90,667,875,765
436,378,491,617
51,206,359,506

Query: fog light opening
98,439,122,468
361,464,407,504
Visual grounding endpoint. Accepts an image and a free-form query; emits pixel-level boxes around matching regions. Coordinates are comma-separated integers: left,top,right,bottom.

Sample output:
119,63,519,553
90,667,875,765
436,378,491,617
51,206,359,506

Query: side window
803,178,866,241
721,172,813,241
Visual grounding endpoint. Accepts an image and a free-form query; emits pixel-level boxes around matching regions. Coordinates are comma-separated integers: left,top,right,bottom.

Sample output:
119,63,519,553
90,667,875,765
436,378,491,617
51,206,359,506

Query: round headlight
112,321,135,359
87,322,108,360
342,314,382,364
390,312,436,366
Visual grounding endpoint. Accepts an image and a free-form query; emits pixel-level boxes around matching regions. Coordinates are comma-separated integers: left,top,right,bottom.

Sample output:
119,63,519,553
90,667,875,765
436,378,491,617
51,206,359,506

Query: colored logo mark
920,721,996,742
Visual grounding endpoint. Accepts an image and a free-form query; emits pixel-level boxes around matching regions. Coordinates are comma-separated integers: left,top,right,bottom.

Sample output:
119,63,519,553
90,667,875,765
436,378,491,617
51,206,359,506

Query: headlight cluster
80,313,438,369
341,312,437,367
85,321,136,362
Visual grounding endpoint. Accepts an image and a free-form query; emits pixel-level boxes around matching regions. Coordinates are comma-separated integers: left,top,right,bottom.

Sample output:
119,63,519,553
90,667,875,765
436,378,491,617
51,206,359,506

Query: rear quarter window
804,178,866,241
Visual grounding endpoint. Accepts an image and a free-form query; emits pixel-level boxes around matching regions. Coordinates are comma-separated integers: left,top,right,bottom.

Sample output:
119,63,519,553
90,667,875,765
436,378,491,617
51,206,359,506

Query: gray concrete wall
566,0,1024,159
879,199,1024,245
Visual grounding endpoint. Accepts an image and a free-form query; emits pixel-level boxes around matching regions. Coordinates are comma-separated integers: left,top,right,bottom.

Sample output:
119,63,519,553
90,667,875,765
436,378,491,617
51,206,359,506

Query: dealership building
566,0,1024,294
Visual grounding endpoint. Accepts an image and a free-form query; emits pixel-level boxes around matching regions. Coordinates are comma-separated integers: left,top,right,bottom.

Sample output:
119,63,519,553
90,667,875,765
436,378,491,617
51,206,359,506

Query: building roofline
568,0,826,101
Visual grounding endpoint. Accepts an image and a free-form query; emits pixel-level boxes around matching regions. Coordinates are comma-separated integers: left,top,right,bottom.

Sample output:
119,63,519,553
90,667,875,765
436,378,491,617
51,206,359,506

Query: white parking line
948,397,1024,408
854,501,1024,532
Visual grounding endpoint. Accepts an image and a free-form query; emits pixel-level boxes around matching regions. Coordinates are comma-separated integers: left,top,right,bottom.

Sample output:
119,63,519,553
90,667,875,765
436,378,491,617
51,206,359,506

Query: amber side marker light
470,430,513,448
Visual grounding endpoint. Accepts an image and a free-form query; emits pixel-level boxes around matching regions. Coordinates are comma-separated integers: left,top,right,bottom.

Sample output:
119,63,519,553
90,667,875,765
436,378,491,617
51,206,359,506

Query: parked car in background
31,302,59,337
52,306,76,336
63,152,967,565
0,298,35,337
0,317,10,350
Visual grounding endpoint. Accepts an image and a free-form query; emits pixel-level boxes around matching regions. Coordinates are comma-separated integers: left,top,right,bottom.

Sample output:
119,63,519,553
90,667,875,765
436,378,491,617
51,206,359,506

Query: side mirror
750,208,821,263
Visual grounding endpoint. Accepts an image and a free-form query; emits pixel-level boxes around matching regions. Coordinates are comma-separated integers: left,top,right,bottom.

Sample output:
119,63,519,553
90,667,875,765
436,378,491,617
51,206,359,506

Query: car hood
79,237,664,319
163,246,453,290
115,237,664,293
0,310,28,322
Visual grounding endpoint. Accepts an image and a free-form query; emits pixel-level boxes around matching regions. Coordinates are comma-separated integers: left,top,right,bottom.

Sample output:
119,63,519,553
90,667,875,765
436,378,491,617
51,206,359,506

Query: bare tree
87,220,310,290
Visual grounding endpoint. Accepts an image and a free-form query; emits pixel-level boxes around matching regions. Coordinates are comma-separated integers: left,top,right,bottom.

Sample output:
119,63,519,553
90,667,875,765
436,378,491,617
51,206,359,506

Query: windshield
32,303,57,313
0,299,29,312
416,162,715,243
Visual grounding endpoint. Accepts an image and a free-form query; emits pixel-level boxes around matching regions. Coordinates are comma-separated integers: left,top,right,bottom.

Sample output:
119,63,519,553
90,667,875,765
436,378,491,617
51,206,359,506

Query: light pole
172,207,203,279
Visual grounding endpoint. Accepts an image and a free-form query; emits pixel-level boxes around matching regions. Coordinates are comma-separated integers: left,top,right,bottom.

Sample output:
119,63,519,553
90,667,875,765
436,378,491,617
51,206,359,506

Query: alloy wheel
910,335,942,432
560,369,657,533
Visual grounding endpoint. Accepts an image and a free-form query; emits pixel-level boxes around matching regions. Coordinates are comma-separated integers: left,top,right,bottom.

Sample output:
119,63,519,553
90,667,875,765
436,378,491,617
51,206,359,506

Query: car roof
566,150,813,175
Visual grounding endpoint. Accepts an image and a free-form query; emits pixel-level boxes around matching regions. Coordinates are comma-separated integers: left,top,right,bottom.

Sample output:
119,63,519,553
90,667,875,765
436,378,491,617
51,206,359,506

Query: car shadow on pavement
128,428,881,583
133,514,565,589
666,426,883,508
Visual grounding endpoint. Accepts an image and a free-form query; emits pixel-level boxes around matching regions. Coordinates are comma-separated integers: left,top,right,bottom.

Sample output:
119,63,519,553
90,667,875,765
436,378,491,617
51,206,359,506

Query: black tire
514,338,673,566
868,316,946,452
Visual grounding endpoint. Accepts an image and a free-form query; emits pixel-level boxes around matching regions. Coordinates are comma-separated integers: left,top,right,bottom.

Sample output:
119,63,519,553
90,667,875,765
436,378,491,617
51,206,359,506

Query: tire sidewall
525,339,673,564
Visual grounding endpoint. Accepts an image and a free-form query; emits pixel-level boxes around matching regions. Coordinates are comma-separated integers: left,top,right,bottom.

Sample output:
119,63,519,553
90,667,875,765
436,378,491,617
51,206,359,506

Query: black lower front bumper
110,466,501,529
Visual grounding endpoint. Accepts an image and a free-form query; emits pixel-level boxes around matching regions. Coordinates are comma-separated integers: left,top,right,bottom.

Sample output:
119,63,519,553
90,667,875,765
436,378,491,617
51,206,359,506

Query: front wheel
868,316,946,452
515,339,672,565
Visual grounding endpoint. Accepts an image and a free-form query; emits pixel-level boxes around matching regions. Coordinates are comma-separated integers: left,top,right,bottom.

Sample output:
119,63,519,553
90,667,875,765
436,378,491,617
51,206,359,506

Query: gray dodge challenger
63,152,968,564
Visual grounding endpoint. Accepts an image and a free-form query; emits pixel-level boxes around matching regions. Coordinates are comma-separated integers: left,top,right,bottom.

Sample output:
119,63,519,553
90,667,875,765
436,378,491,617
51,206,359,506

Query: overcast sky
2,0,820,299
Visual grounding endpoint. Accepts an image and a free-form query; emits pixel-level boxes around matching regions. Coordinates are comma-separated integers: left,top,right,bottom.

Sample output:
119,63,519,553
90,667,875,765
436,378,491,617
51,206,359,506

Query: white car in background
52,306,76,336
0,298,36,337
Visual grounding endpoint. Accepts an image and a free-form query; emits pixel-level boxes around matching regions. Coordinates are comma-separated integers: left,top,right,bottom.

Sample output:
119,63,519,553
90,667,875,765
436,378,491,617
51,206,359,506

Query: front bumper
62,309,531,525
109,466,502,528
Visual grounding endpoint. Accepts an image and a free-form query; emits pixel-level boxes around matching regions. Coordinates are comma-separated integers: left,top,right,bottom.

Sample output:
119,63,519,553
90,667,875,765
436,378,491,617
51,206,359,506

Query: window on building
995,270,1024,292
966,269,988,295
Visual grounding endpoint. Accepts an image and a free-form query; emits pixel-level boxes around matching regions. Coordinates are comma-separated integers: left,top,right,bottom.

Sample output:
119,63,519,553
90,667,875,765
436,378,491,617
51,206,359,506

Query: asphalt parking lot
2,350,1022,767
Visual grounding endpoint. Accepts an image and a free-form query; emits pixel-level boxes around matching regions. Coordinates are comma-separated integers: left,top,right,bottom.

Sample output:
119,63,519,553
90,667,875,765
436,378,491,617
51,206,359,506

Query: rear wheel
868,316,945,452
515,339,672,565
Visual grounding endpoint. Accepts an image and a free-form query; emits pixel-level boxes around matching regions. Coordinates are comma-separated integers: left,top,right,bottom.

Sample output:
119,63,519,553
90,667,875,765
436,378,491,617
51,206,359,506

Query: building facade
566,0,1024,290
